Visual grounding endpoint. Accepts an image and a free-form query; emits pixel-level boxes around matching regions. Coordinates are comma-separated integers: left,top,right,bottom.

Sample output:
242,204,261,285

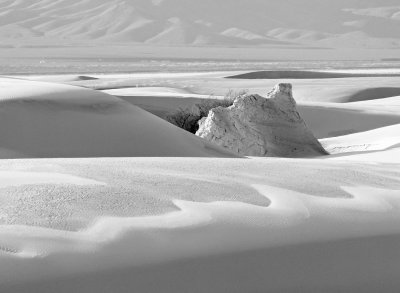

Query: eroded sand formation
196,83,328,157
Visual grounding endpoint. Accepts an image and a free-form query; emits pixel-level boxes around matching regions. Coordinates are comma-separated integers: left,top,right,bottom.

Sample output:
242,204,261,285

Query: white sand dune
297,102,400,138
17,72,400,142
0,69,399,292
103,91,400,139
18,72,396,142
226,71,400,103
95,81,400,139
69,71,400,104
89,76,400,139
103,86,208,98
321,124,400,154
4,77,398,142
348,95,400,110
316,87,400,103
332,146,400,163
227,70,400,80
102,86,218,118
0,157,399,292
14,75,99,82
0,171,105,188
0,78,236,158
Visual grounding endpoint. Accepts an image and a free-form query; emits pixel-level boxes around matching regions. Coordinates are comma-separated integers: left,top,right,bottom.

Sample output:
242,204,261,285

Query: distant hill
0,0,399,48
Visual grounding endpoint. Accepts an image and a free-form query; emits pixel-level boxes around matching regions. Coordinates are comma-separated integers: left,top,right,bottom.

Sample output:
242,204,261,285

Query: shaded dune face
0,78,237,159
196,83,328,157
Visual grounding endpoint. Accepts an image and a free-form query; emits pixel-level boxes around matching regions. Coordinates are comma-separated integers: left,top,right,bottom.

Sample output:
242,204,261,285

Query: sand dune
347,96,400,112
98,92,400,140
102,87,210,118
9,75,99,82
227,70,400,80
103,86,207,98
0,157,399,292
0,68,399,292
297,102,400,138
342,87,400,102
0,1,400,292
84,74,400,139
78,73,400,139
66,71,400,104
331,146,400,163
101,88,400,139
0,78,236,158
293,84,400,103
19,71,394,143
321,124,400,154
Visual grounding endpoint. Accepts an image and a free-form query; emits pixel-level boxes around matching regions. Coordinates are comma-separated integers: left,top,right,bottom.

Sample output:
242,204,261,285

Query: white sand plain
0,69,399,293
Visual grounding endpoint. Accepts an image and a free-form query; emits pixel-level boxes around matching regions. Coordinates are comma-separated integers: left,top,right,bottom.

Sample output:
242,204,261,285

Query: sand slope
297,102,400,138
321,123,400,154
0,157,399,292
0,78,235,158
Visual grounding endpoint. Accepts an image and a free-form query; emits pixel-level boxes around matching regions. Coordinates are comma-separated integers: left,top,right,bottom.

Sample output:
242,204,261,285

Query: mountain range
0,0,399,48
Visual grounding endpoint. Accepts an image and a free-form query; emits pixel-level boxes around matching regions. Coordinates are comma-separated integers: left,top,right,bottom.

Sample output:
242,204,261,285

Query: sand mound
103,87,206,98
344,87,400,102
76,75,98,81
0,78,236,158
298,102,400,138
196,83,327,157
227,70,400,80
349,96,400,107
9,75,99,83
321,123,400,155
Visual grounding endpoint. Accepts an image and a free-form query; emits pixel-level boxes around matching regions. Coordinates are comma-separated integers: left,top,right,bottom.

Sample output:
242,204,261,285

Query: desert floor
0,65,400,292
